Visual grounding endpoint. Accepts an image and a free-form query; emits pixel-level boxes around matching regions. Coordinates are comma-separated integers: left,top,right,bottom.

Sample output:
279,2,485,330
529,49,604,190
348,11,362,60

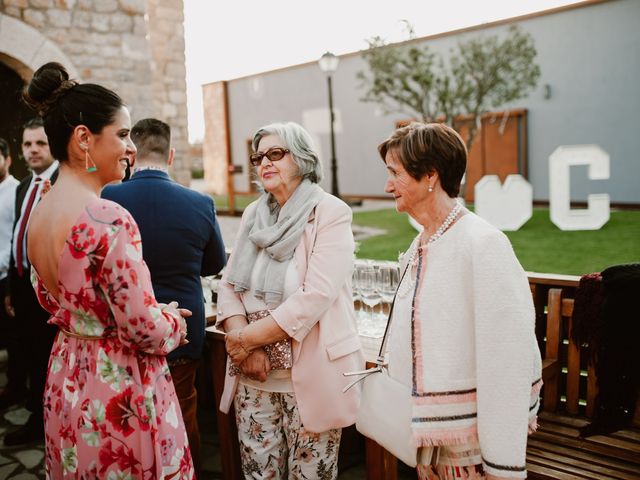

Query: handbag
343,264,418,467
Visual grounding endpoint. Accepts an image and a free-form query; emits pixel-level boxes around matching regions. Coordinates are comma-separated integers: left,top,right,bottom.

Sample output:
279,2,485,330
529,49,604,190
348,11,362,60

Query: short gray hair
252,122,323,183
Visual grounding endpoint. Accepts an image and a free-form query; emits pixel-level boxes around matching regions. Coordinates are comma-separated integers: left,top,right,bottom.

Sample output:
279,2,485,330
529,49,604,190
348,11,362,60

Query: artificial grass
353,208,640,276
212,194,258,211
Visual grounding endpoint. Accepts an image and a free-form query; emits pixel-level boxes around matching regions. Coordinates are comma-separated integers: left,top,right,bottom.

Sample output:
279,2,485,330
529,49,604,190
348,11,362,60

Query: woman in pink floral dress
24,62,194,479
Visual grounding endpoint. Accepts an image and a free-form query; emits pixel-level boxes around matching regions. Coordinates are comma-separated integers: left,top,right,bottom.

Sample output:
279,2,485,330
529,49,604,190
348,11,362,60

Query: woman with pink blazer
216,122,363,479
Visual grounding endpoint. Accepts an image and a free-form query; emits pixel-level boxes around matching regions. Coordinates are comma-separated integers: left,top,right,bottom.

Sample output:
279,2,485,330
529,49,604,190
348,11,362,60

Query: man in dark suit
2,117,59,445
102,118,226,472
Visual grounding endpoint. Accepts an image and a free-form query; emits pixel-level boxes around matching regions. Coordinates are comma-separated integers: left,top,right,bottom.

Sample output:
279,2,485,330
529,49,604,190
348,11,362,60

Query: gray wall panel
222,0,639,202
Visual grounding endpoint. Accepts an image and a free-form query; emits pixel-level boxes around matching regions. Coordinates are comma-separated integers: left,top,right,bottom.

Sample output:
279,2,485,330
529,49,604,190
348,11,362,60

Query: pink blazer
217,192,364,433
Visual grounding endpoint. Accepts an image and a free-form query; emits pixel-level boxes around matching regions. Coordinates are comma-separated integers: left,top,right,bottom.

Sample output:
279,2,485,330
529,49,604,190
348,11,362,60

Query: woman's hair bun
23,62,78,116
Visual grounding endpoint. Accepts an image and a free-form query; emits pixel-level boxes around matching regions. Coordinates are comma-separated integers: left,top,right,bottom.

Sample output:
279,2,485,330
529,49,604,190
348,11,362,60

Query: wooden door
459,109,528,202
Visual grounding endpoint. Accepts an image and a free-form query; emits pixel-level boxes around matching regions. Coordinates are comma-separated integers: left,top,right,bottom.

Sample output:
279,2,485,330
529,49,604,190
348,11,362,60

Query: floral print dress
32,198,194,479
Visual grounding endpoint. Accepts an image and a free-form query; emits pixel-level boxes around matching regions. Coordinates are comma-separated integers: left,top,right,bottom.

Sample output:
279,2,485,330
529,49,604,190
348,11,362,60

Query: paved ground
0,332,413,479
0,347,381,479
0,349,44,479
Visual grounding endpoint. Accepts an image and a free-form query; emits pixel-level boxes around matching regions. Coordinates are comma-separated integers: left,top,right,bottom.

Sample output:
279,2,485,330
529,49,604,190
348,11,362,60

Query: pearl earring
428,185,434,192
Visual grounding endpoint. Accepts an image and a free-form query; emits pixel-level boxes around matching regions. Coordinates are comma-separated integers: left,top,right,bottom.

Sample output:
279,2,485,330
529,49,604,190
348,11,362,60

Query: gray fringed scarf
226,180,325,307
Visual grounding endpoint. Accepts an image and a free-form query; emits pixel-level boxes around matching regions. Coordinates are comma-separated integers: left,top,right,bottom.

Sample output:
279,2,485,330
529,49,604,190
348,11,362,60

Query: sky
183,0,578,143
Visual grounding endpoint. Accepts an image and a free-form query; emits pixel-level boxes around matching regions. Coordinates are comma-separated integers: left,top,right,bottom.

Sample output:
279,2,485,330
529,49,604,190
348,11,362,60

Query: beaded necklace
397,201,462,298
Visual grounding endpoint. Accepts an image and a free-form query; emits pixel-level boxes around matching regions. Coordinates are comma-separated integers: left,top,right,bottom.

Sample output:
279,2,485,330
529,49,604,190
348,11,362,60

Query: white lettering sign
475,175,533,231
549,145,610,231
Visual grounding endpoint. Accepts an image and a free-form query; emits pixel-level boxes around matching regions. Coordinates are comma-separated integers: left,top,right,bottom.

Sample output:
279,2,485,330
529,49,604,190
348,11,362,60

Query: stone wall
145,0,190,184
0,0,190,183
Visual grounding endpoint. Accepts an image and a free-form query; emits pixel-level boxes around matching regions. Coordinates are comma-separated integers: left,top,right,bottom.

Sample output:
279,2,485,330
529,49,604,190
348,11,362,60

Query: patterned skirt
417,443,485,480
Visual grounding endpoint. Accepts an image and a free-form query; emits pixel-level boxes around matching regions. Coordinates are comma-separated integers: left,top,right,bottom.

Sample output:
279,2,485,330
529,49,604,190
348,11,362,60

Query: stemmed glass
352,259,369,306
377,264,398,305
373,263,400,335
358,264,381,337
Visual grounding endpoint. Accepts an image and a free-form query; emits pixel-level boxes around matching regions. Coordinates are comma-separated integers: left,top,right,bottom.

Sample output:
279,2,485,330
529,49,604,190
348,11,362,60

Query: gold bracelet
238,329,251,355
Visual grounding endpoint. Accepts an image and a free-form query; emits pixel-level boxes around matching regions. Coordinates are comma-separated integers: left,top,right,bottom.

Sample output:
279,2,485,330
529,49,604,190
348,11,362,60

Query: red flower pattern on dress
106,387,137,437
178,447,194,476
67,223,95,259
84,233,110,281
144,291,155,307
98,439,140,476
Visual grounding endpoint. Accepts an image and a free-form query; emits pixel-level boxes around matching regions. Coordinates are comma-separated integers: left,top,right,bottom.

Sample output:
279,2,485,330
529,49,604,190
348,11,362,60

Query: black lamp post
318,51,340,198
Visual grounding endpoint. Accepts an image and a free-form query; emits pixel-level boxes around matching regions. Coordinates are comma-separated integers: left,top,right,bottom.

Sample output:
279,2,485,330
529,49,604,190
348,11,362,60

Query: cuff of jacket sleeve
482,459,527,478
270,303,309,342
215,305,247,329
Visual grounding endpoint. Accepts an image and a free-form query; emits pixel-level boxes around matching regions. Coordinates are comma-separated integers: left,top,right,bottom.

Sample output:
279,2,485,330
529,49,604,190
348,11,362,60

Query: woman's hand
159,301,191,345
225,328,253,366
177,315,189,345
239,349,271,381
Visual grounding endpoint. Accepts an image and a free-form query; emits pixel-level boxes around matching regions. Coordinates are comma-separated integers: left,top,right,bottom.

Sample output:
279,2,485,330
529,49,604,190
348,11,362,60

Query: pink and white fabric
32,198,194,479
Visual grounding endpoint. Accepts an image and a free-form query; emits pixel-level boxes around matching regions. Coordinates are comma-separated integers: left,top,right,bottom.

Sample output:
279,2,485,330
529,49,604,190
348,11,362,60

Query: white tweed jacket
388,212,542,478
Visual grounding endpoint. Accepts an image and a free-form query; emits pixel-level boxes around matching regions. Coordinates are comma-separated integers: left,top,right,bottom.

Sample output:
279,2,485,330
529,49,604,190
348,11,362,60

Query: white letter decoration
549,145,610,231
474,175,533,231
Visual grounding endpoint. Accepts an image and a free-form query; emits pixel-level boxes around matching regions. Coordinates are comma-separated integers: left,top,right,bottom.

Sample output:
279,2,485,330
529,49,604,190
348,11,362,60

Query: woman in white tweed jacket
379,123,542,480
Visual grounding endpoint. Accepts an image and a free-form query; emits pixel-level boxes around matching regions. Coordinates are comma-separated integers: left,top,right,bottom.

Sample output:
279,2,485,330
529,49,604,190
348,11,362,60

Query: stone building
0,0,190,184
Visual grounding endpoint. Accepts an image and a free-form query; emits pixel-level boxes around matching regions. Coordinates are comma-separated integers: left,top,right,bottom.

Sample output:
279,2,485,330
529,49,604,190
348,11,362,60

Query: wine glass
352,259,369,305
373,263,399,335
377,263,398,305
359,264,381,337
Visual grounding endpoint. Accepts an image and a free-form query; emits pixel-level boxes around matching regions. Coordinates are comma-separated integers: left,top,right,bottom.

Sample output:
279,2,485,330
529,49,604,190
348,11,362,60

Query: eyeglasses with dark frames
249,147,290,167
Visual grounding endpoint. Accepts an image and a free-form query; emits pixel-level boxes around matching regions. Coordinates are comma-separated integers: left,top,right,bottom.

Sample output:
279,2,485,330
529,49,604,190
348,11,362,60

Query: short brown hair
131,118,171,160
378,122,467,197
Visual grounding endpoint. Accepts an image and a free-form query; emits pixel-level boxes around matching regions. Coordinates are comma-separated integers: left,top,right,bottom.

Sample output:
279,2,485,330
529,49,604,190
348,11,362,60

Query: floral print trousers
234,384,341,480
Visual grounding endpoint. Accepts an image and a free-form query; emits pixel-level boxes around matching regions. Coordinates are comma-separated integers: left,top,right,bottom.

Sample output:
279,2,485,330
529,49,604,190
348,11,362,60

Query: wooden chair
539,288,598,416
527,288,640,479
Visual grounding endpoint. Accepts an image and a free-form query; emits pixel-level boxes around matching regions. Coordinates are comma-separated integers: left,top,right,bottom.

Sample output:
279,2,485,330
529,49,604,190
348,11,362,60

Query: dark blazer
102,169,226,360
8,168,59,298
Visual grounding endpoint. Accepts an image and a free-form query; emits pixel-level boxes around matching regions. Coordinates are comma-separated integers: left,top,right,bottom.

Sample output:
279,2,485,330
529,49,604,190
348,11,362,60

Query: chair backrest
542,288,599,417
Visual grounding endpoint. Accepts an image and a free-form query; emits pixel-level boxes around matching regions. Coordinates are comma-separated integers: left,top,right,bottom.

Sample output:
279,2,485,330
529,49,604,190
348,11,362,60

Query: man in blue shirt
103,118,226,472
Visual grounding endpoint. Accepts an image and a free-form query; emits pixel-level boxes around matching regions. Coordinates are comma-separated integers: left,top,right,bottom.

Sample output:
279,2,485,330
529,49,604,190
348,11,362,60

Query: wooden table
205,313,244,480
204,272,584,479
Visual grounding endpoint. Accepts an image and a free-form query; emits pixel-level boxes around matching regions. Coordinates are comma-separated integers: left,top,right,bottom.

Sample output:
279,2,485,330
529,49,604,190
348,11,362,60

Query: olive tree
358,23,541,151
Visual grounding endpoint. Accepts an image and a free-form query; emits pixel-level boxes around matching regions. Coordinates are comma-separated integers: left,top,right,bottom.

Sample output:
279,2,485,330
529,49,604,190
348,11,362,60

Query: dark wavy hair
22,62,123,161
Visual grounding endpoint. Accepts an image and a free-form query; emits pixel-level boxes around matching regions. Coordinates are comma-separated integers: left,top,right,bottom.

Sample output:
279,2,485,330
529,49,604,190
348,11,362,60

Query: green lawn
354,208,640,276
212,194,258,211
